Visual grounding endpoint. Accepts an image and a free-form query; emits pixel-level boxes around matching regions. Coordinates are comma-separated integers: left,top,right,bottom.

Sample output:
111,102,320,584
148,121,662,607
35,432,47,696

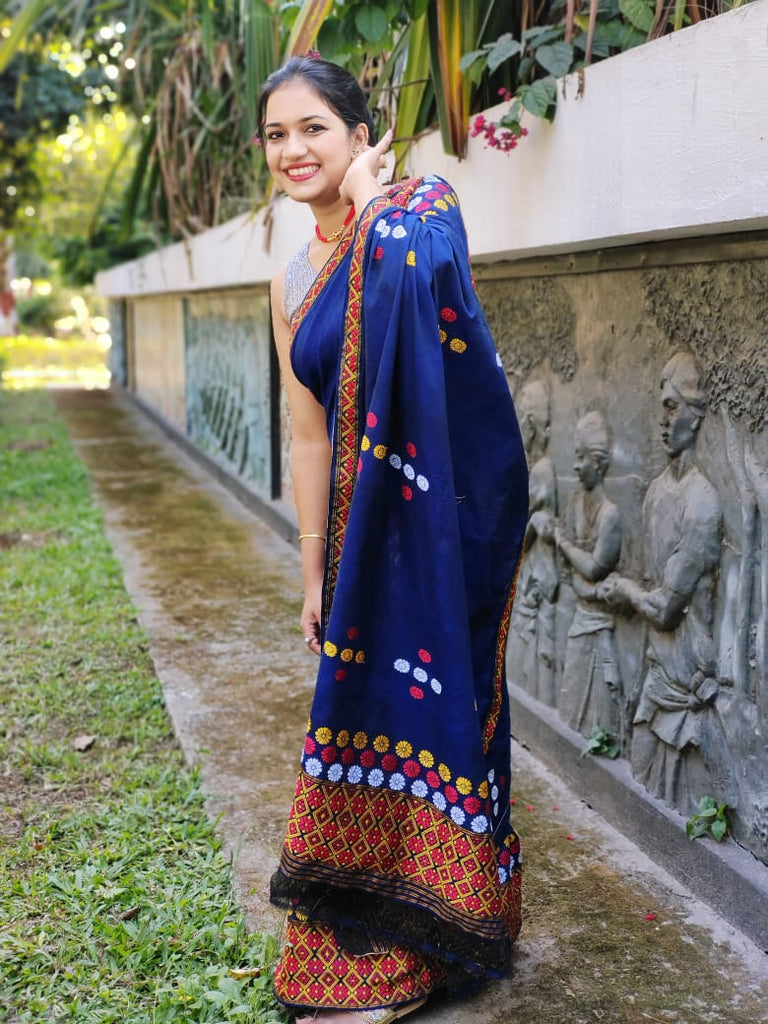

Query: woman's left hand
340,129,393,208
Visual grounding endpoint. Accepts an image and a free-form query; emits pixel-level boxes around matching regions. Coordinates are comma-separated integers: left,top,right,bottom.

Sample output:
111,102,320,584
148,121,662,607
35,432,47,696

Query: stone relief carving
488,257,768,863
507,381,559,706
597,353,735,814
540,411,624,739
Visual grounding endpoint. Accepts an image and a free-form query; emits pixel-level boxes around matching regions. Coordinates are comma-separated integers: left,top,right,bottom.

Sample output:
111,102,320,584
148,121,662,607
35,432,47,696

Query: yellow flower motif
456,776,472,795
424,210,437,217
438,762,451,782
449,338,467,354
315,727,332,744
406,250,416,266
355,650,366,664
323,640,338,657
373,734,390,753
337,730,350,747
434,199,448,211
353,731,368,749
373,444,387,460
478,781,489,799
418,749,434,768
395,740,413,758
439,329,447,344
341,648,354,662
361,435,371,452
445,193,457,206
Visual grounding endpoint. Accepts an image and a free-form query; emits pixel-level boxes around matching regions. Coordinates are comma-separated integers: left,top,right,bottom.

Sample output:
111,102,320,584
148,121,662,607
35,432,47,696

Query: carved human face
659,384,699,457
262,80,365,207
573,445,601,490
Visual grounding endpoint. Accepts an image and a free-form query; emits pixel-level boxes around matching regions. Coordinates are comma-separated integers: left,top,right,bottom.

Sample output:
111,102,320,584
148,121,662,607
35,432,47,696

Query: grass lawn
0,388,287,1023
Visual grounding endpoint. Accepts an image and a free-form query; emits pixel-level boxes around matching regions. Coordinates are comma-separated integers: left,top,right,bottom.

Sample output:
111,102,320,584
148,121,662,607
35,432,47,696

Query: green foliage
686,797,730,842
14,292,66,334
0,389,288,1022
581,726,621,760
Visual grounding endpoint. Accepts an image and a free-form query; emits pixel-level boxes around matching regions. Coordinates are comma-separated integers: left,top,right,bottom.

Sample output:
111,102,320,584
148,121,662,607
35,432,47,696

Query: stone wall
476,239,768,864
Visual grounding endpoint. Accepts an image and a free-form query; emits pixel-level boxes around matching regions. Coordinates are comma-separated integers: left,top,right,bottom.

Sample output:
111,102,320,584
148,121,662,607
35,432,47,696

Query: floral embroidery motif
393,646,441,700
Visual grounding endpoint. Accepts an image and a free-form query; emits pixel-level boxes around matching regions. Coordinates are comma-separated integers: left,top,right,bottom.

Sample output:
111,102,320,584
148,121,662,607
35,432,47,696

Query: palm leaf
0,0,49,72
427,0,482,158
285,0,335,58
392,14,432,171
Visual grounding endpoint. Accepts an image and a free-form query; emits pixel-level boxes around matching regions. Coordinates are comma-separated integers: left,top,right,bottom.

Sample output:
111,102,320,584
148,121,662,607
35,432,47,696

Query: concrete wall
132,295,186,431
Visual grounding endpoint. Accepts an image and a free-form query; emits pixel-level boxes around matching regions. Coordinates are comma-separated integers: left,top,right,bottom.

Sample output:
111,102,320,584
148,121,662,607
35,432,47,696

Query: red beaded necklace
315,205,356,244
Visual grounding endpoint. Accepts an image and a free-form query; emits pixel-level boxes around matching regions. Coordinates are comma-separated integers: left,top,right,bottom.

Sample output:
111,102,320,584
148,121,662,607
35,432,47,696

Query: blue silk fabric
272,176,529,987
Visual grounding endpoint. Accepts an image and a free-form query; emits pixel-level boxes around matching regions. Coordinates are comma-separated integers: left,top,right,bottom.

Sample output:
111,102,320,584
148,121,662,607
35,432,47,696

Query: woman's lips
284,164,320,181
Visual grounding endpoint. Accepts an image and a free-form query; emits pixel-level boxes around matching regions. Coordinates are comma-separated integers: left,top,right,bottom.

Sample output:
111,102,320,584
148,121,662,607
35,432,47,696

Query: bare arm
271,271,331,656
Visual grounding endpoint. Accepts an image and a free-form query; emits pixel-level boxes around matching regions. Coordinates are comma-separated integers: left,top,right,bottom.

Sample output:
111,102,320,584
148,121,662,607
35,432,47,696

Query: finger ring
304,636,314,645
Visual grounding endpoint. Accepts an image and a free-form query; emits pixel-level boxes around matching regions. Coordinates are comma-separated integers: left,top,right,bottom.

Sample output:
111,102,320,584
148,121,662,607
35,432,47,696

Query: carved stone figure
598,352,732,814
507,381,559,705
544,411,623,738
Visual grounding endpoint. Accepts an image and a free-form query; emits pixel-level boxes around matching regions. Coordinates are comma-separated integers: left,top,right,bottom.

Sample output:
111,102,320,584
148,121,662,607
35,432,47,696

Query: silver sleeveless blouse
284,242,319,325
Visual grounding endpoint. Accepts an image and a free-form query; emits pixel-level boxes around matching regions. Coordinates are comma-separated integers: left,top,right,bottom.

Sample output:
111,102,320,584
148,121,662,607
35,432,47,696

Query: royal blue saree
271,176,529,1011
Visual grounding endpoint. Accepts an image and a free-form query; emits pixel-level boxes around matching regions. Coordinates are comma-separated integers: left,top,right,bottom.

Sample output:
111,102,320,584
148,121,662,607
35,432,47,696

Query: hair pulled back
257,57,377,145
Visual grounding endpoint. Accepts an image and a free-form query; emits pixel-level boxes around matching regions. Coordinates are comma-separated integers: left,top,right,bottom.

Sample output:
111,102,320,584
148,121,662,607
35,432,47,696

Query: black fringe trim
270,867,514,996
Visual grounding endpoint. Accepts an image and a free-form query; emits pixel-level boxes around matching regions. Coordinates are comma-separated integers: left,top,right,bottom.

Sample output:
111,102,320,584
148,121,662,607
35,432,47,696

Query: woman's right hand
300,581,323,657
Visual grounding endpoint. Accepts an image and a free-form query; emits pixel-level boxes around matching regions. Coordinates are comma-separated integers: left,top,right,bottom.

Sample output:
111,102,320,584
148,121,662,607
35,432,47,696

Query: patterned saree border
482,557,522,753
279,771,521,943
322,180,424,629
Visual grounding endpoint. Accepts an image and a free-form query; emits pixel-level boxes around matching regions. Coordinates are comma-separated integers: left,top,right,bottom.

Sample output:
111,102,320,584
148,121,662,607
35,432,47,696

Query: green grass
0,388,287,1023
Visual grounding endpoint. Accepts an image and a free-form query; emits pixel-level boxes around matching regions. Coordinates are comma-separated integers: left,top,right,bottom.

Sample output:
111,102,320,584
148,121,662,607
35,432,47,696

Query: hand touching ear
340,128,393,208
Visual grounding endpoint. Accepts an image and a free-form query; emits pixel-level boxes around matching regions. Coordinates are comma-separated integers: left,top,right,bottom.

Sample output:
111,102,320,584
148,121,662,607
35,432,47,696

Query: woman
259,56,529,1023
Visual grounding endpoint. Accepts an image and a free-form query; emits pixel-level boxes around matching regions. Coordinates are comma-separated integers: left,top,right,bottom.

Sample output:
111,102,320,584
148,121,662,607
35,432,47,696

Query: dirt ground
55,388,768,1024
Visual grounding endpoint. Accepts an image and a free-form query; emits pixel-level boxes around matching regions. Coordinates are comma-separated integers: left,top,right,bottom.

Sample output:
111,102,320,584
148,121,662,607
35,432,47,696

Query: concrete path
56,388,768,1024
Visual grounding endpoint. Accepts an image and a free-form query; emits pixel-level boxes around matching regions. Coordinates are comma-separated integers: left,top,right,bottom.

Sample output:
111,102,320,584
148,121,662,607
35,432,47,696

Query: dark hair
257,57,377,145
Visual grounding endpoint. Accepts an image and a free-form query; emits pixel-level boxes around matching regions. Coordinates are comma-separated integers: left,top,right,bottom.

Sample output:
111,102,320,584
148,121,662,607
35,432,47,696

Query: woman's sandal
294,995,428,1024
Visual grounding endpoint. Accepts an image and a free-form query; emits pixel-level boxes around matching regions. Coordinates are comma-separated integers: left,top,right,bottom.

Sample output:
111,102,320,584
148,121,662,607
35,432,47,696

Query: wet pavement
55,388,768,1024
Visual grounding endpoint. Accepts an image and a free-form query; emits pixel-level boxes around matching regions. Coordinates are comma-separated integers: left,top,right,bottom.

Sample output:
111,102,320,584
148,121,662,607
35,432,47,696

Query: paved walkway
56,388,768,1024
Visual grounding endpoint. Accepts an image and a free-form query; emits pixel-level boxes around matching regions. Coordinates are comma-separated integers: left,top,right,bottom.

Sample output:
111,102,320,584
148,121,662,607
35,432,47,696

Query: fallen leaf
229,966,261,980
645,913,657,921
566,834,575,841
118,907,140,921
73,735,96,752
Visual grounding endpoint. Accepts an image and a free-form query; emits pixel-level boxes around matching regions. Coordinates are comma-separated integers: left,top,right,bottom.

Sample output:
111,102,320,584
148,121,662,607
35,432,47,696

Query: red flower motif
464,796,481,815
409,685,424,699
406,441,417,458
381,753,398,771
304,737,316,755
445,785,458,804
403,759,421,777
321,745,338,763
347,625,359,639
440,307,458,322
341,747,355,765
366,413,377,429
374,246,384,259
360,749,376,768
335,669,347,681
426,770,440,788
418,648,432,663
402,485,413,501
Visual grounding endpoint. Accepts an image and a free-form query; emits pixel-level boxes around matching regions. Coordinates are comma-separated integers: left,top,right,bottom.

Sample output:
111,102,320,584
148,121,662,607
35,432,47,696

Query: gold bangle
298,533,326,542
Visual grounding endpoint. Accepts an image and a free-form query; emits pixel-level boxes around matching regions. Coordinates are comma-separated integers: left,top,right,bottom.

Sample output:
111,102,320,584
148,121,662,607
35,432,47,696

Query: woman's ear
352,123,369,150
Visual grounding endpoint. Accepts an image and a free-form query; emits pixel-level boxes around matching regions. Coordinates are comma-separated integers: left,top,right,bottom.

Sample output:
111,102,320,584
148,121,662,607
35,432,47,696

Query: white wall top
98,2,768,297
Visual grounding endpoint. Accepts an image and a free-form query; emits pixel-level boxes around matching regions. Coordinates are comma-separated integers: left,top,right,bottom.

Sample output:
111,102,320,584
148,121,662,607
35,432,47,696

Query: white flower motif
498,866,509,885
413,667,427,683
389,453,402,470
378,224,391,238
411,780,428,798
402,463,415,480
392,225,407,239
328,763,343,782
432,791,447,811
304,758,322,777
389,772,406,791
496,352,504,368
368,768,384,787
493,802,499,817
450,806,466,826
470,814,489,834
430,678,442,695
491,785,499,801
394,658,410,673
375,219,388,233
416,475,429,491
347,765,363,784
487,769,495,783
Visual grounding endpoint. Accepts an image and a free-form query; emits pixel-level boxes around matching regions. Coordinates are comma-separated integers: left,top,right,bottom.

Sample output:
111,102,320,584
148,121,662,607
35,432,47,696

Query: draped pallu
271,177,529,1011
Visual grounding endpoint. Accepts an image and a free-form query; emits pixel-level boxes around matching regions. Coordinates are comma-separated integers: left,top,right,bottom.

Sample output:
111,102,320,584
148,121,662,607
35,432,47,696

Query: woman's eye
266,131,283,141
306,124,325,134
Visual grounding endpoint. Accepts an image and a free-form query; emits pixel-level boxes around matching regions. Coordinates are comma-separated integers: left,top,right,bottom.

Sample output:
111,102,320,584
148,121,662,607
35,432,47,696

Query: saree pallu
271,176,529,1011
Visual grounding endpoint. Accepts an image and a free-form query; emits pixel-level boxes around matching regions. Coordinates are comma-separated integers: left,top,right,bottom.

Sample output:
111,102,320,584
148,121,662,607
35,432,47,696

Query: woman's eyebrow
263,114,331,128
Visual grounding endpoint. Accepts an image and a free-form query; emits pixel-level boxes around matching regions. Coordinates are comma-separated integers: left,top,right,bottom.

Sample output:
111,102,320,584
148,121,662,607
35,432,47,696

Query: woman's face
263,79,364,206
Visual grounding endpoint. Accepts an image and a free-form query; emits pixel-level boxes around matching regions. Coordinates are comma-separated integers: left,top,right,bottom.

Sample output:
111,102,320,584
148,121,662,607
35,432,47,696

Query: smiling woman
255,57,529,1024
